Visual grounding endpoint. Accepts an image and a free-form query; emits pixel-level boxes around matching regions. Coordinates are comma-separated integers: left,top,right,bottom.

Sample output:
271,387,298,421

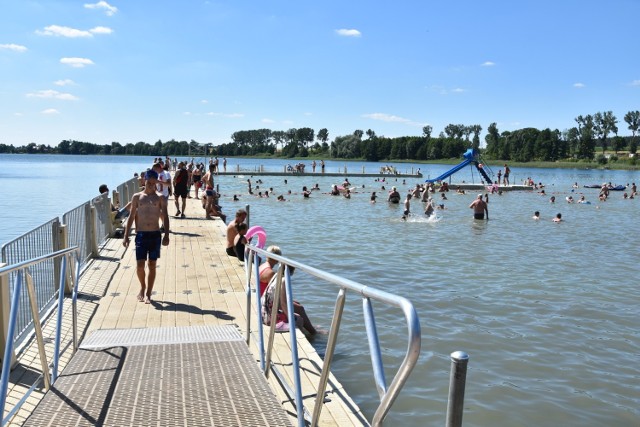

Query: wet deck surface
5,197,367,426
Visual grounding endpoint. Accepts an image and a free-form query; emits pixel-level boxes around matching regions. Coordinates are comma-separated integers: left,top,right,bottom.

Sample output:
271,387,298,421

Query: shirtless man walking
226,209,247,256
123,170,170,303
469,193,489,220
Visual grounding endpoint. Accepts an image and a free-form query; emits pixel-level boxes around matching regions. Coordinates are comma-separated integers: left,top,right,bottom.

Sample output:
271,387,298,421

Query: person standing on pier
321,160,325,173
203,164,215,191
173,162,189,218
503,164,510,186
153,162,171,202
123,169,170,304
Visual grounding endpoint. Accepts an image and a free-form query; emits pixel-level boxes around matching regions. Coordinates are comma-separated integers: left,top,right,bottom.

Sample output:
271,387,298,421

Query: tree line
2,110,638,163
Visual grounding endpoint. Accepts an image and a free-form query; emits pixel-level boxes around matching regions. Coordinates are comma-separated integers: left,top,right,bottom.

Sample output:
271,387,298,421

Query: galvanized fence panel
0,219,61,347
116,182,128,207
91,193,110,244
1,176,139,351
116,177,139,208
62,202,91,266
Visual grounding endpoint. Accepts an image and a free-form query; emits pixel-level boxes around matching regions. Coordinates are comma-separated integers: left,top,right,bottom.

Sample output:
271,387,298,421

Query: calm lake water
1,154,638,426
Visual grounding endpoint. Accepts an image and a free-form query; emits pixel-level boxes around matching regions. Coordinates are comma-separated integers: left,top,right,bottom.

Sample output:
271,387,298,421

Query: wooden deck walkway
3,197,367,426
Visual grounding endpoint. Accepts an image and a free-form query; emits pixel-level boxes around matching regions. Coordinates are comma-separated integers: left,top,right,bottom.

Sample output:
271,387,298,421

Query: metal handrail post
71,254,81,353
244,251,254,345
371,297,421,426
264,267,284,379
0,271,23,422
363,297,387,398
245,244,422,426
446,351,469,427
254,252,265,371
283,267,304,427
24,271,51,391
311,288,346,427
51,256,67,383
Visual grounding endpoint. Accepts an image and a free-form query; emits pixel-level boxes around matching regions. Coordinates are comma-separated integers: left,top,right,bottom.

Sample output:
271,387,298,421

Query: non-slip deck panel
79,324,243,349
24,327,292,426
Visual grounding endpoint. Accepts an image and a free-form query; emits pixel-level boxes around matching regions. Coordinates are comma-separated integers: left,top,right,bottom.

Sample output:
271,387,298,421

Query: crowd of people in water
102,156,638,321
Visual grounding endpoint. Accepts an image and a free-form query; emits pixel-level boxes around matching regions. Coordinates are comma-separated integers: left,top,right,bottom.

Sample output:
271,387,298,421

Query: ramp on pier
23,325,292,427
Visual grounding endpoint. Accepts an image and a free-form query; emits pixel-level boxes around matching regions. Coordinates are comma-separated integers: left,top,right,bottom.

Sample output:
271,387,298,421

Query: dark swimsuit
235,237,246,262
135,231,162,261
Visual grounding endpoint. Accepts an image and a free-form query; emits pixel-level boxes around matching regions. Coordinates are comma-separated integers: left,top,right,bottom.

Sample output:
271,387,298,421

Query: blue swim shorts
135,231,162,261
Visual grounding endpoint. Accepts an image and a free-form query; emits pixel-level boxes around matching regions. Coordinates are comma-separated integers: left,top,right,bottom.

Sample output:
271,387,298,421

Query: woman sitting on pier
261,266,317,335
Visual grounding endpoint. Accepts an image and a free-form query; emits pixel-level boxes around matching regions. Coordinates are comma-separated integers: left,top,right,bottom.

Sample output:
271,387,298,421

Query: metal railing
0,247,81,426
0,219,61,347
116,177,139,208
244,244,421,427
91,193,111,245
1,176,136,354
62,202,92,264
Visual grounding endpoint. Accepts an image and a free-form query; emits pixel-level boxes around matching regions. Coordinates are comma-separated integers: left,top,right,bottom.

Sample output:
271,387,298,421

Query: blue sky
1,0,639,147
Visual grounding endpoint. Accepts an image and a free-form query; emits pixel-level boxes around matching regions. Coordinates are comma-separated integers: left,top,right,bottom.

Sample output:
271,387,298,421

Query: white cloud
206,112,244,118
425,85,466,95
84,1,118,16
37,25,91,38
481,61,495,67
27,89,79,101
36,25,112,37
573,82,585,88
363,113,411,123
60,57,95,68
183,112,192,115
90,26,113,35
54,79,75,86
0,43,27,52
261,118,275,124
41,108,60,115
631,80,640,87
201,99,209,104
363,113,425,127
335,29,361,37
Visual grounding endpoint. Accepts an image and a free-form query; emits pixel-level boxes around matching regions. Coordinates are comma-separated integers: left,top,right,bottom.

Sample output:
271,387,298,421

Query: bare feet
144,295,151,304
137,292,144,302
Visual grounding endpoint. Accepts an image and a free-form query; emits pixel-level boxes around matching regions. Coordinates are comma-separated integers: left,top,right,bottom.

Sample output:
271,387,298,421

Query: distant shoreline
2,152,638,171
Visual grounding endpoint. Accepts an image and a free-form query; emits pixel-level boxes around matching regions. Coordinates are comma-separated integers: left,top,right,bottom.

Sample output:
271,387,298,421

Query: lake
1,154,638,426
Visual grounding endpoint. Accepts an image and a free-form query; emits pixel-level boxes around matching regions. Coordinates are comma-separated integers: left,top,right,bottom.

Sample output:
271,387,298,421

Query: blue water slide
425,148,477,183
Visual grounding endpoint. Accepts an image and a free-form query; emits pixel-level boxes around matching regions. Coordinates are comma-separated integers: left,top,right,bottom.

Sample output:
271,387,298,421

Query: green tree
593,111,618,153
317,128,329,145
295,127,314,153
366,129,376,139
484,123,501,158
575,115,596,160
470,124,482,150
58,140,71,154
624,110,639,153
422,125,432,139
